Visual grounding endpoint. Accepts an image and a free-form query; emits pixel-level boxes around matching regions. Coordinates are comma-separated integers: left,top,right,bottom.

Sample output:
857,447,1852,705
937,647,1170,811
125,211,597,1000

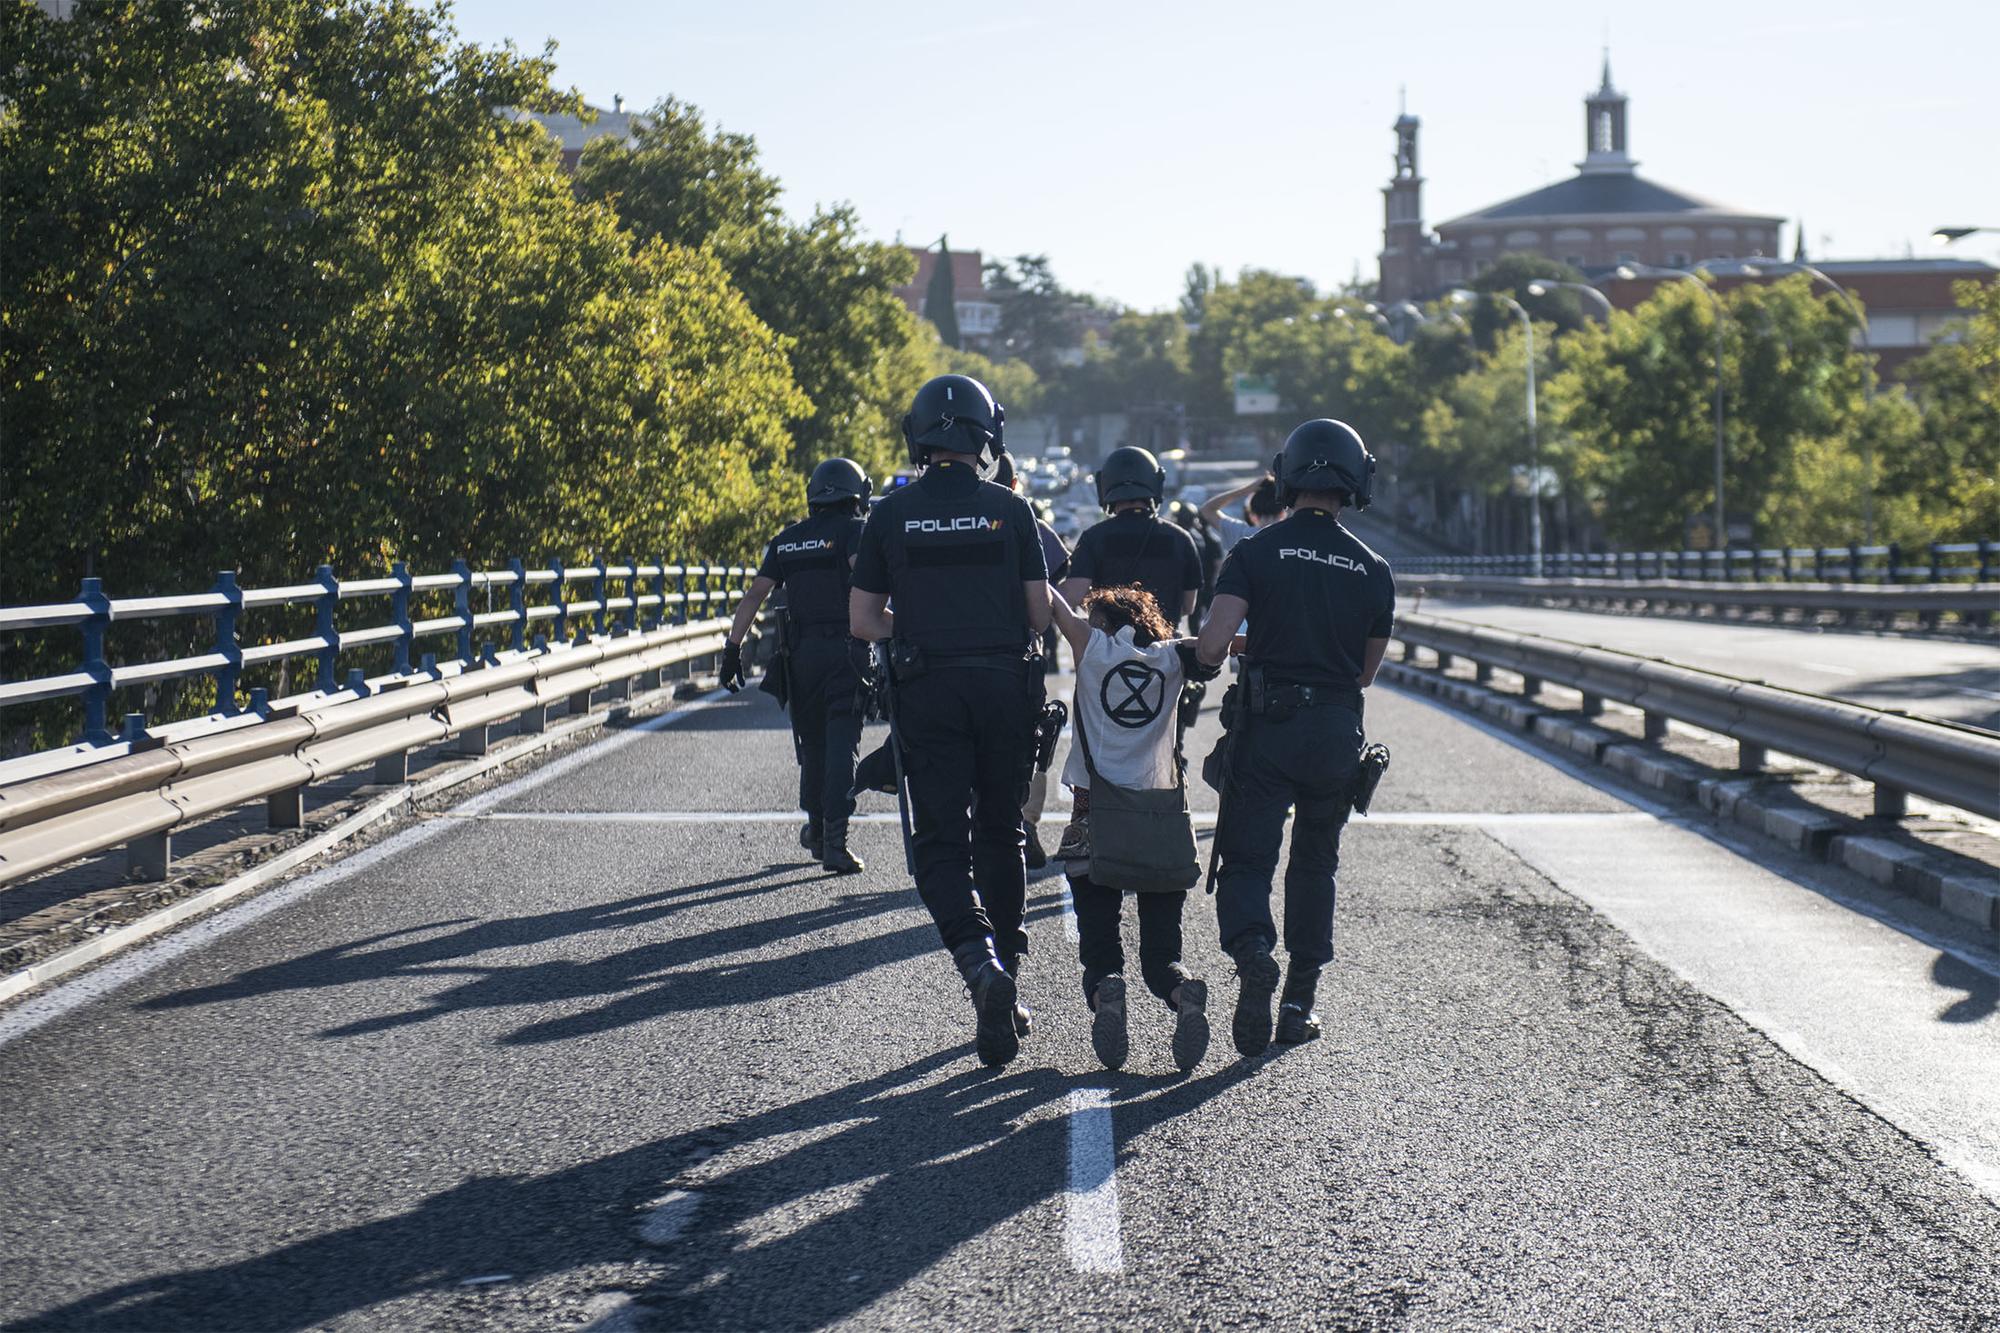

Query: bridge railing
1390,612,2000,822
0,558,762,885
1398,574,1996,629
1395,541,1996,583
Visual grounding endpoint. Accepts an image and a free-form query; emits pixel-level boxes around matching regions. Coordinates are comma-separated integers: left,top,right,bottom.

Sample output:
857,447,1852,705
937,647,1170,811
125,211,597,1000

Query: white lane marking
462,809,1656,828
638,1190,701,1245
1065,1086,1123,1273
0,692,729,1049
1798,661,1860,677
457,1274,514,1286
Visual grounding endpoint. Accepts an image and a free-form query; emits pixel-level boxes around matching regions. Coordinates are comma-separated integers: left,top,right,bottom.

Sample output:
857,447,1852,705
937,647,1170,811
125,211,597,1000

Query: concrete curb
1380,660,2000,938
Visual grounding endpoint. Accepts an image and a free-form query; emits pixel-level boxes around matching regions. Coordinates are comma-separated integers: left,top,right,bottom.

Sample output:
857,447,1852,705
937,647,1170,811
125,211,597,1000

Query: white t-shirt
1212,511,1255,552
1062,625,1185,791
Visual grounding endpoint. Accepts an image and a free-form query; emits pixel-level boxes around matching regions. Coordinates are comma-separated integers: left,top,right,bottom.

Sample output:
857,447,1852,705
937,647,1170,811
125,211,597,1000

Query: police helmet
902,374,1005,468
1094,445,1166,512
806,457,872,509
1271,419,1375,511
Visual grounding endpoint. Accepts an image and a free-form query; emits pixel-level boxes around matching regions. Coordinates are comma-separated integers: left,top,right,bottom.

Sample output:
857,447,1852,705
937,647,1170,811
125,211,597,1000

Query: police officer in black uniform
1061,445,1203,632
723,458,873,875
849,374,1051,1066
1192,419,1395,1056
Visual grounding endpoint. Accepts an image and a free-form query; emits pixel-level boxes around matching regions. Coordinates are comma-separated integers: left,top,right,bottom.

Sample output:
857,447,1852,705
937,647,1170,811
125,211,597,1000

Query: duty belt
1258,679,1361,712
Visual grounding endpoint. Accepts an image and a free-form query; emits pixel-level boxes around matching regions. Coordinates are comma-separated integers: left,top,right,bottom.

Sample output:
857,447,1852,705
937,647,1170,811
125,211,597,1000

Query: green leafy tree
573,99,925,486
1548,276,1866,548
1899,279,2000,541
984,254,1102,378
1470,253,1593,341
0,0,806,604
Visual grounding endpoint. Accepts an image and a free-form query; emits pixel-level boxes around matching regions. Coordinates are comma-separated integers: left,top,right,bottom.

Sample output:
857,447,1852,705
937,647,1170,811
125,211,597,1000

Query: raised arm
1047,583,1093,662
1199,476,1263,528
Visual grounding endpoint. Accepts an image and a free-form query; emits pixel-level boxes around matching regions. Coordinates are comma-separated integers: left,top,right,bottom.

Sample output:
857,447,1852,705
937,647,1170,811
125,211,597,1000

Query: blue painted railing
0,559,754,749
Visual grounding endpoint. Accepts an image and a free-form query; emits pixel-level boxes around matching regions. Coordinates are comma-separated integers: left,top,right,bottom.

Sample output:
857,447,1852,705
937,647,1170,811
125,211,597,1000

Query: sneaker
1170,979,1210,1072
1024,825,1048,870
1228,939,1280,1058
1275,1002,1321,1045
966,961,1020,1067
1090,975,1129,1071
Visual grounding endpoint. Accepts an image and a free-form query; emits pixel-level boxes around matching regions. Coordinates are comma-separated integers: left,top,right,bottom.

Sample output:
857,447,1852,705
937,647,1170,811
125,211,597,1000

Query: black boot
799,820,823,862
1275,965,1322,1045
821,824,863,875
953,939,1019,1067
1227,935,1280,1058
1002,953,1033,1037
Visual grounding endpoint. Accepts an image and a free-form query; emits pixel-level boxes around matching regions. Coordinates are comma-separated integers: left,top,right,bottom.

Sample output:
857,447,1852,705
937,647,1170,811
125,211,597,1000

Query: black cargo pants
787,632,863,832
895,660,1039,962
1213,703,1363,968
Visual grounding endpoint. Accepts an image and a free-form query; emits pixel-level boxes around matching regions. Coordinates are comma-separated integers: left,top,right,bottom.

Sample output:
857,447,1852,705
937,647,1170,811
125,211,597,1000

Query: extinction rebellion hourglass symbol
1101,661,1166,729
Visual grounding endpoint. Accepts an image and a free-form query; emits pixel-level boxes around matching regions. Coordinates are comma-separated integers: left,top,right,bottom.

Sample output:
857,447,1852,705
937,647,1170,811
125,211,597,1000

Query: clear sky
449,0,2000,311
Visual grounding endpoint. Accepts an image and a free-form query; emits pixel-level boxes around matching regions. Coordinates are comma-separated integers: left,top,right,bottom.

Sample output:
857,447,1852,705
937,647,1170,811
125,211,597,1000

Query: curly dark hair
1082,584,1172,647
1247,475,1283,520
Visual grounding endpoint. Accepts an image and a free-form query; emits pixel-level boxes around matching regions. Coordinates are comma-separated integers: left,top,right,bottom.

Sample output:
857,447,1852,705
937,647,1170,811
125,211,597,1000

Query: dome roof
1438,171,1777,229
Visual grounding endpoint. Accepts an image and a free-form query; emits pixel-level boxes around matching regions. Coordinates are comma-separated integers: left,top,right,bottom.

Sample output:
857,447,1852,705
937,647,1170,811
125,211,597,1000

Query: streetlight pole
1452,289,1541,575
1747,260,1877,542
1618,264,1728,550
1526,279,1615,322
1932,226,2000,244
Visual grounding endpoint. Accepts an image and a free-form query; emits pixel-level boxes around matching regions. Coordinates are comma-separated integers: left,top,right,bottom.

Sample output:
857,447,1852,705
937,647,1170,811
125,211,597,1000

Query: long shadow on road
139,863,820,1017
7,1050,1255,1332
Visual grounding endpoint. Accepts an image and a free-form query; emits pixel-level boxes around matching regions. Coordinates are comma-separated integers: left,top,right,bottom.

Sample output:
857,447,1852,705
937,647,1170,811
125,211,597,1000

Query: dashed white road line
1065,1086,1123,1273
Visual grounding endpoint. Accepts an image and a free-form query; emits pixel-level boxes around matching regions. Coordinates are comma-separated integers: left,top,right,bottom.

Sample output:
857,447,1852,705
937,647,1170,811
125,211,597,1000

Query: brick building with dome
1380,58,1785,301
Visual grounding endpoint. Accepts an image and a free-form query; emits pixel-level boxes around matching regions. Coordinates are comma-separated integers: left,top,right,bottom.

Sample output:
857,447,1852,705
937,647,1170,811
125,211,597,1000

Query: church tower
1579,52,1635,174
1379,97,1430,302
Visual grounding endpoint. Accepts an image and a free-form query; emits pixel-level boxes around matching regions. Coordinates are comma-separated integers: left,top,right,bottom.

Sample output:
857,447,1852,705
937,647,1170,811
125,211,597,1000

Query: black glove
1177,641,1222,683
720,641,745,693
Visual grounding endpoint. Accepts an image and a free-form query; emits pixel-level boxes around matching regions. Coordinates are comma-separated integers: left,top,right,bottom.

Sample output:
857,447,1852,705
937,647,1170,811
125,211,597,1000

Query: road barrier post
314,565,340,694
507,558,527,654
213,570,244,715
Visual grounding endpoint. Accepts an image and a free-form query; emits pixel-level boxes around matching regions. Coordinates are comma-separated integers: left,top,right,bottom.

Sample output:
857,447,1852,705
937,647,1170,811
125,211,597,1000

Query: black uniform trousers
1213,703,1363,968
1069,874,1190,1009
896,661,1038,962
787,633,862,830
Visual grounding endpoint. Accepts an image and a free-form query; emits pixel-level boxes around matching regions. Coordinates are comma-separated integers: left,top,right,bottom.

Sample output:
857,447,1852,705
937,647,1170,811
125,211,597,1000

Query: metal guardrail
0,558,754,751
0,559,763,885
1402,575,1999,627
1390,612,2000,821
1396,541,1997,583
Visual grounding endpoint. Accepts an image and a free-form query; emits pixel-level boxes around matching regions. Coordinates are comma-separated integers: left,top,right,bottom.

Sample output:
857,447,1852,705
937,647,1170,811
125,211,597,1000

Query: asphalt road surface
1412,596,2000,731
2,677,1998,1330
